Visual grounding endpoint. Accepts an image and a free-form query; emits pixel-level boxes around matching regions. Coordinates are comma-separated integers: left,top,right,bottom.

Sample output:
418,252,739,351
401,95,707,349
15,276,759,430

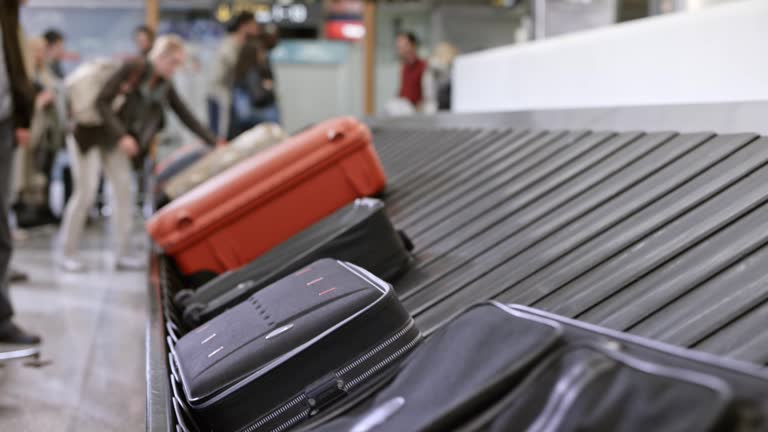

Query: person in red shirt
397,32,427,109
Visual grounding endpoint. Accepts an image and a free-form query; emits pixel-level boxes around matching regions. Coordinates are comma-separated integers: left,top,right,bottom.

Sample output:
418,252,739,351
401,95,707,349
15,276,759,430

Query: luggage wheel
174,289,194,308
182,303,206,329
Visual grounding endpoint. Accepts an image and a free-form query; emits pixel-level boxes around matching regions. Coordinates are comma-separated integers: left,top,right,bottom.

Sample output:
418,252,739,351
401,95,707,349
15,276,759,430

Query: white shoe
116,256,146,271
59,257,87,273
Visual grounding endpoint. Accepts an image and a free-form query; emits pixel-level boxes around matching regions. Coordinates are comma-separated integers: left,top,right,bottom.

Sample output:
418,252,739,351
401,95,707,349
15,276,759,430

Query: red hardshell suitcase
146,117,386,282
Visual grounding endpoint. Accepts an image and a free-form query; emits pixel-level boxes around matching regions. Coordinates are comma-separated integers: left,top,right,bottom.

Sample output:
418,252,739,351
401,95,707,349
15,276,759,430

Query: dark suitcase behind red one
174,198,413,328
147,117,386,281
171,259,421,432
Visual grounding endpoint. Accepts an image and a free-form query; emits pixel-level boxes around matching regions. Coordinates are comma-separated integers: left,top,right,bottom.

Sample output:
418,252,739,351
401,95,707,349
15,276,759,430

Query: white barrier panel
453,0,768,113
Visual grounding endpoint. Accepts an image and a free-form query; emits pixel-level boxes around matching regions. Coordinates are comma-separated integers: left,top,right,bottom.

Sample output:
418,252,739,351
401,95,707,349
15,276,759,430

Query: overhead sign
215,1,322,28
325,21,365,41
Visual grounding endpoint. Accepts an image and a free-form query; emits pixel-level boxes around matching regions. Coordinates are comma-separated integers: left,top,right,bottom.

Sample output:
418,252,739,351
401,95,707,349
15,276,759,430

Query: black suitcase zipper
243,394,309,432
241,320,421,432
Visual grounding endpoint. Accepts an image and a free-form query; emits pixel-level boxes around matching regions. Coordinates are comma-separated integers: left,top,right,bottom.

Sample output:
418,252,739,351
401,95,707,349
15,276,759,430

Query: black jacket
0,0,35,131
75,59,216,161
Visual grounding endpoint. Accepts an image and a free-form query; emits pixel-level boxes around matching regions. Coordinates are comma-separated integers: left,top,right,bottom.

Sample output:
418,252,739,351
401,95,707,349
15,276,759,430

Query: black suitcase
464,305,768,432
170,258,421,432
175,198,413,328
307,302,563,432
311,302,768,432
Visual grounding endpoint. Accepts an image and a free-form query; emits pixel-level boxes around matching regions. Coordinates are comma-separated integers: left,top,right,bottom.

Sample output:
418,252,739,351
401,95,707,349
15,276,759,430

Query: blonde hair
26,37,47,74
148,34,185,62
432,43,459,66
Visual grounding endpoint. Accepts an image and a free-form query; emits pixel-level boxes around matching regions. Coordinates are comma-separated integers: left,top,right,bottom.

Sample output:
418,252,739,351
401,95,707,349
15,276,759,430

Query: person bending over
58,35,224,272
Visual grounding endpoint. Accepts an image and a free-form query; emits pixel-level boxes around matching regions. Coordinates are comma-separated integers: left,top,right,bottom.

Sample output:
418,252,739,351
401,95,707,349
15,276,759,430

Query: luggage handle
175,211,194,230
327,129,345,142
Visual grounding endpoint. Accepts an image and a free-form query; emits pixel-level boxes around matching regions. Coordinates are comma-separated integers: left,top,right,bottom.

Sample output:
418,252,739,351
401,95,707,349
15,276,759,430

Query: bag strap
398,231,415,252
119,59,148,94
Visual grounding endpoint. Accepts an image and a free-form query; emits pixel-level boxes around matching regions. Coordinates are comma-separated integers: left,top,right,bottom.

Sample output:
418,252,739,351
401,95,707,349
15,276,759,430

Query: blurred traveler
42,30,64,79
396,32,427,110
134,25,155,58
0,0,42,344
384,98,415,117
58,35,223,273
422,42,458,114
29,37,56,88
43,28,79,79
12,37,62,229
230,33,280,137
30,36,66,200
208,12,261,139
132,26,157,216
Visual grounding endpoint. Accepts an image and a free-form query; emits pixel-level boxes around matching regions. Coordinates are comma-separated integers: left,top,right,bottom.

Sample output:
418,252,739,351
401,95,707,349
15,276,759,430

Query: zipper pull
305,374,347,417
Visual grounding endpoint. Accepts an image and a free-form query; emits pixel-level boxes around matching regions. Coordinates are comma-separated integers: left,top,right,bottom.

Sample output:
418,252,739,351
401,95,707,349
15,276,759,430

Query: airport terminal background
0,0,764,431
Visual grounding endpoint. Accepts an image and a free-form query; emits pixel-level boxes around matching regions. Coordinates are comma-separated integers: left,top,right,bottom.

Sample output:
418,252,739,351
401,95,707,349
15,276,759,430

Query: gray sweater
208,35,240,138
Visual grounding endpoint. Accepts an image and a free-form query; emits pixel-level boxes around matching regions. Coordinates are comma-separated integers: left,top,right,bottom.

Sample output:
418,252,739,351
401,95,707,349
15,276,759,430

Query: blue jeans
207,98,223,138
210,97,282,139
232,104,281,138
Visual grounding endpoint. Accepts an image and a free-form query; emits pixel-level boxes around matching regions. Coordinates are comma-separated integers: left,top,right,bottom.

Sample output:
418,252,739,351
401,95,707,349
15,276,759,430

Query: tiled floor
0,224,146,432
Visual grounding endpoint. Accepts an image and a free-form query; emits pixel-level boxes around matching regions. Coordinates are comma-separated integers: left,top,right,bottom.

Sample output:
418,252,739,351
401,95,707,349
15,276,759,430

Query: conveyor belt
372,126,768,366
148,116,768,431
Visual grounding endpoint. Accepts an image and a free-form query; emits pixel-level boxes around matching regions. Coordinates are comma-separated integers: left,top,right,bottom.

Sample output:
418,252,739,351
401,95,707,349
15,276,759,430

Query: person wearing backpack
58,35,223,272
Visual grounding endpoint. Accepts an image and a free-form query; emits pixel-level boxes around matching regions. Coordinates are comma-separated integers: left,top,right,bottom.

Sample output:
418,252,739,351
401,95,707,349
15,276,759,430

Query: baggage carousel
147,106,768,430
